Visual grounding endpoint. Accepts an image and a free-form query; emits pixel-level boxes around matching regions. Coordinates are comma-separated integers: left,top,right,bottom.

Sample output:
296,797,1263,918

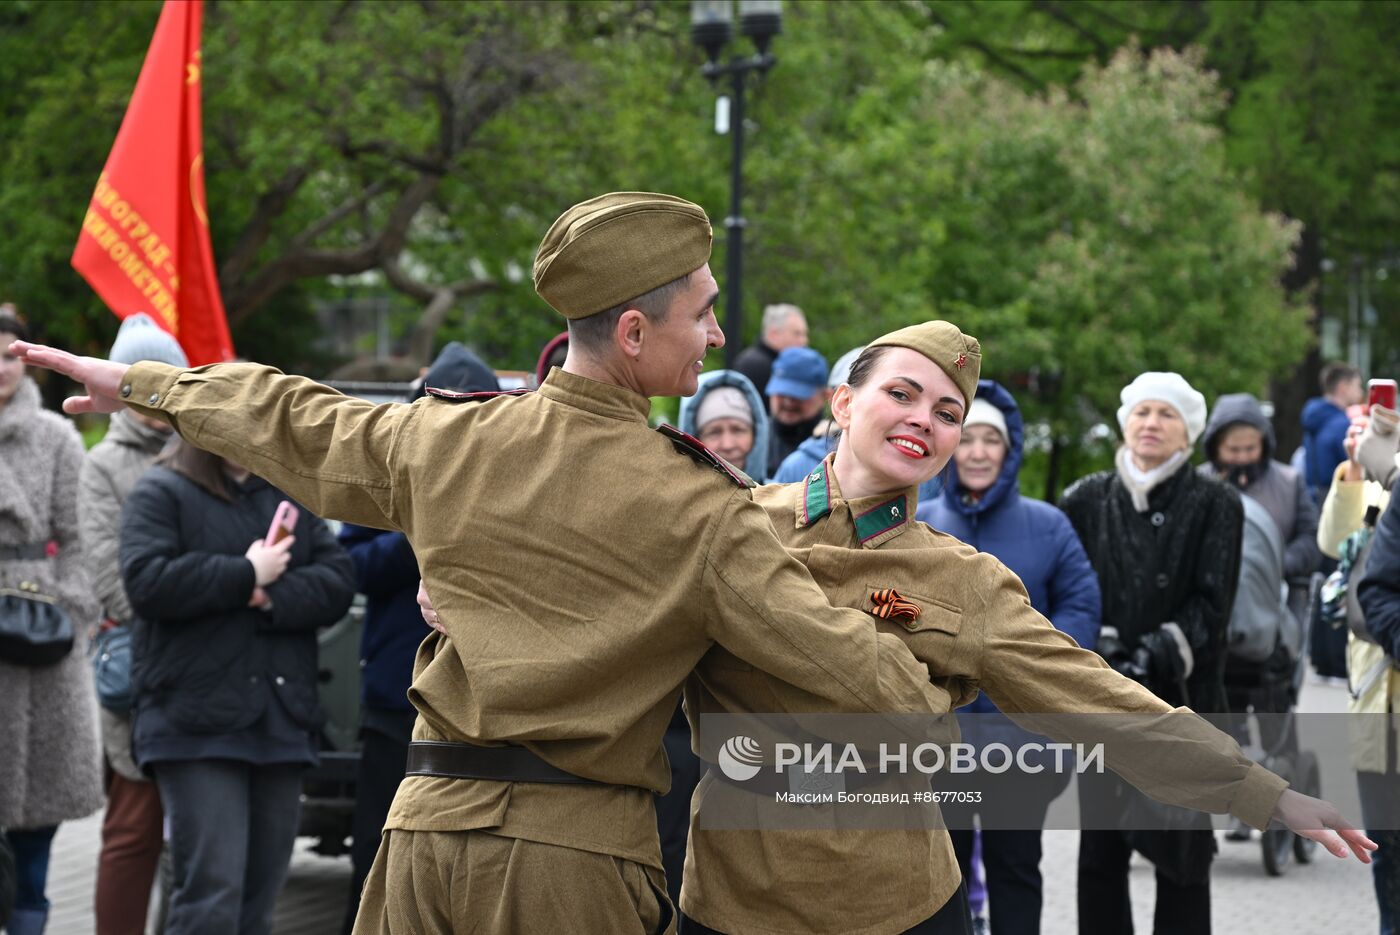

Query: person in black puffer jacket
120,436,355,935
1060,371,1243,935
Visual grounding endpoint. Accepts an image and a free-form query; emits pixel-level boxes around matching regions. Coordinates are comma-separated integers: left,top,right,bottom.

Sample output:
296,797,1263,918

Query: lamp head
691,0,734,65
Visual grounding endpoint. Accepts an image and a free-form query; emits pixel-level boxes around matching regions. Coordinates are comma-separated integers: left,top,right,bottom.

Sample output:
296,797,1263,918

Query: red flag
72,0,233,365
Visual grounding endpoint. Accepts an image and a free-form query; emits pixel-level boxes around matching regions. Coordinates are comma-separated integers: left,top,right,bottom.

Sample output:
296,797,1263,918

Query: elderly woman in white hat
1060,371,1244,935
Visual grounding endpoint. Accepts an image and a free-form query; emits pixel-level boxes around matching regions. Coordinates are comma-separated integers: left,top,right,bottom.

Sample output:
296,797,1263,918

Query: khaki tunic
682,456,1289,935
120,363,946,930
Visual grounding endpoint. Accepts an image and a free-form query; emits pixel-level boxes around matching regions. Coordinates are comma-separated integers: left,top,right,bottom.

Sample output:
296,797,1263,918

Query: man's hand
9,340,131,415
418,579,448,635
1272,788,1377,862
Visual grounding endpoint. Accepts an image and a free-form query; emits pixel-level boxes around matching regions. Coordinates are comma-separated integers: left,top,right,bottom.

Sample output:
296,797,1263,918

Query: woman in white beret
1060,371,1244,935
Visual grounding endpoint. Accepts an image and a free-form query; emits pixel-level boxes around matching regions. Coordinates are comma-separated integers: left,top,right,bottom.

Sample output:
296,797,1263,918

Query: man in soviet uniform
17,193,947,934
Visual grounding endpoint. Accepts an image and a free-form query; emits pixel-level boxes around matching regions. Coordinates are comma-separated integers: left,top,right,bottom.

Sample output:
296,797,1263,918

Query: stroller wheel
1262,823,1292,876
1293,751,1321,864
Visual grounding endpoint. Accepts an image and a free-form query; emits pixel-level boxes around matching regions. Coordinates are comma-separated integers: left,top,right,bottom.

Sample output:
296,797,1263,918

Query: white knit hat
695,386,753,430
1117,372,1207,444
109,313,188,367
964,397,1009,445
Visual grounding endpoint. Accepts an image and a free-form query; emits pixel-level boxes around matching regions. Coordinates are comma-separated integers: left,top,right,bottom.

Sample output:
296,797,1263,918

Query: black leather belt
0,543,47,561
405,740,601,785
711,760,897,797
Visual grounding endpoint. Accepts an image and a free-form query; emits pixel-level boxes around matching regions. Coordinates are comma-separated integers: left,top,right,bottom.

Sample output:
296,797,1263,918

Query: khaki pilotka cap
866,320,982,409
532,192,714,319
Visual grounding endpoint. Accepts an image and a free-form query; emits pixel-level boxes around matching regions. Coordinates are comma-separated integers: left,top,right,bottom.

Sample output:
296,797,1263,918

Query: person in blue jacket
1302,361,1364,504
678,369,772,482
339,342,498,934
916,378,1101,935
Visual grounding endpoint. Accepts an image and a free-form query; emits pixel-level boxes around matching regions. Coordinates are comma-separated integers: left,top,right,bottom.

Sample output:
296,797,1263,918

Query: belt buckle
786,763,845,804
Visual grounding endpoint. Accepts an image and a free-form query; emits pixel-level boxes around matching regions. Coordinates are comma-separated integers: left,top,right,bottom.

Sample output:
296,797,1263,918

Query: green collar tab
801,463,832,526
853,495,910,545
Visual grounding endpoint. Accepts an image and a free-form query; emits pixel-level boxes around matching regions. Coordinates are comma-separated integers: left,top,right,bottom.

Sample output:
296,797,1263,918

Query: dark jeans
1357,737,1400,935
2,826,56,911
1077,829,1210,935
944,767,1065,935
655,719,703,910
949,830,1043,934
343,725,409,935
152,759,303,935
680,882,973,934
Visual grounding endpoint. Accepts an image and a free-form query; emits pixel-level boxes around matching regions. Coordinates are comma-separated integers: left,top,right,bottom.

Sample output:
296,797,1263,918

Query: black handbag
0,581,75,666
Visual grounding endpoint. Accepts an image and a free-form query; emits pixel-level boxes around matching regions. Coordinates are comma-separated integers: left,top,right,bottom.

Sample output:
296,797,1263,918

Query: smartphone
265,501,299,546
1368,378,1397,412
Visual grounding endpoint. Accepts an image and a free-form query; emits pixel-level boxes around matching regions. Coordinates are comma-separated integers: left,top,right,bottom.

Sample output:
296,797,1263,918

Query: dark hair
843,345,894,389
155,435,234,502
828,345,892,450
0,313,29,343
567,271,691,353
1320,361,1361,394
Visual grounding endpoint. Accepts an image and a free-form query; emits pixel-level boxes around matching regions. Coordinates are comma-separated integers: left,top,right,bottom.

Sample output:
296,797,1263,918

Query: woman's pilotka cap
865,321,982,409
533,192,713,320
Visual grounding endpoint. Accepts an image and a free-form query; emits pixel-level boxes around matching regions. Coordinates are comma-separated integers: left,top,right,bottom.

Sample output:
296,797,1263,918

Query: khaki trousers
351,829,675,935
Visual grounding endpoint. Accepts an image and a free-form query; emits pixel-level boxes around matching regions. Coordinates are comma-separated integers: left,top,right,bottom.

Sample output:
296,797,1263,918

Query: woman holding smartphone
119,437,356,935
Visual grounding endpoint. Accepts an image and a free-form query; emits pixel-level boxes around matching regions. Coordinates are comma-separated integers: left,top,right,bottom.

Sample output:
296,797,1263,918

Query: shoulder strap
656,423,756,488
424,387,530,403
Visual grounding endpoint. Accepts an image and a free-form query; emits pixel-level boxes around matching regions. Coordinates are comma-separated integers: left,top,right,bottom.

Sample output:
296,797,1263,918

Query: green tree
0,0,1343,474
731,42,1306,495
900,0,1400,452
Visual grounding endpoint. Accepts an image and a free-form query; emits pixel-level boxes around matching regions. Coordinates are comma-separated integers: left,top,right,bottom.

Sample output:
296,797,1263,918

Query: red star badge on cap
954,352,967,370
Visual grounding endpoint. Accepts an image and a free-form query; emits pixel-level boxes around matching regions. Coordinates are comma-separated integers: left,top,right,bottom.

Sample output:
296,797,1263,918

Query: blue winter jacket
915,380,1101,745
678,370,773,482
1301,397,1351,498
775,432,944,501
338,523,421,716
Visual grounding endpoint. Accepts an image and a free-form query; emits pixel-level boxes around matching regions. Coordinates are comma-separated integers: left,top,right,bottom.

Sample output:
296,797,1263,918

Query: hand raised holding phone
246,536,295,586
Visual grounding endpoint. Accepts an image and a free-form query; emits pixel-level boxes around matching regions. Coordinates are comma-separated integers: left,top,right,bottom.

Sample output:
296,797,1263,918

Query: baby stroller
1221,496,1321,876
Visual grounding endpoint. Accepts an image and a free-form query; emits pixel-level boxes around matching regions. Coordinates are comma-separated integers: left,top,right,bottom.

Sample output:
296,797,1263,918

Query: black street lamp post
691,0,782,366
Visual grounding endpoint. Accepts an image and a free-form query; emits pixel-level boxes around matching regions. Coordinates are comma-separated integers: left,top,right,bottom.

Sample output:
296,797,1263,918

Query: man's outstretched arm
14,342,411,531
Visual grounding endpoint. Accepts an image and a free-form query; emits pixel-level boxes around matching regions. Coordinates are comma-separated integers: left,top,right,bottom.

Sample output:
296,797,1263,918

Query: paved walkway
44,680,1379,933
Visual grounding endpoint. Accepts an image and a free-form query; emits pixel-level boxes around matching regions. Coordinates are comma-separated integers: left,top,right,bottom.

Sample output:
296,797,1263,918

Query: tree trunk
1270,222,1324,460
1045,434,1063,503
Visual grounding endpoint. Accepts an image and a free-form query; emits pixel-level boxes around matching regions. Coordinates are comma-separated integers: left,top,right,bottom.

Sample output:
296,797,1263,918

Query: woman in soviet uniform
678,322,1372,935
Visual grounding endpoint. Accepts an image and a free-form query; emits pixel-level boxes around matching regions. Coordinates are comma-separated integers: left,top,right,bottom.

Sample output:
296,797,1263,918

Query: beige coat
78,409,172,781
681,457,1289,935
1317,461,1399,774
120,362,944,872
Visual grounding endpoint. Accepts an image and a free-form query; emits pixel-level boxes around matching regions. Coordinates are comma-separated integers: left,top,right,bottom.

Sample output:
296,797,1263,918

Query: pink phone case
266,501,299,545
